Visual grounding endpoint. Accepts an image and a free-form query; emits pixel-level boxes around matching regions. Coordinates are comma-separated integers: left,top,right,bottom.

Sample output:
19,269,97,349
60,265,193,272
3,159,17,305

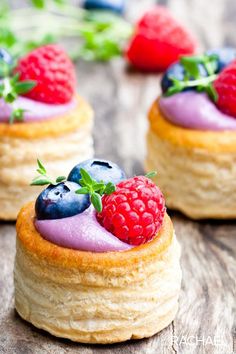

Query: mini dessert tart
146,48,236,219
0,45,93,220
14,159,182,344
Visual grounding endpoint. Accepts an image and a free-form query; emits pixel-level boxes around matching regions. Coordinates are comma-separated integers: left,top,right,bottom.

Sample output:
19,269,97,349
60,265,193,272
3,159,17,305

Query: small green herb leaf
91,193,102,212
30,0,45,9
9,108,25,124
15,80,36,94
56,175,66,183
145,171,157,179
76,187,90,194
31,160,66,186
80,168,93,185
37,159,47,174
31,177,51,186
104,182,115,195
78,168,116,211
165,53,219,101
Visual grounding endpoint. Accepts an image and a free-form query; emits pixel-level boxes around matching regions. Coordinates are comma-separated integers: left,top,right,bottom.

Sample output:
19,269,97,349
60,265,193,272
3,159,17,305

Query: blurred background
2,0,236,175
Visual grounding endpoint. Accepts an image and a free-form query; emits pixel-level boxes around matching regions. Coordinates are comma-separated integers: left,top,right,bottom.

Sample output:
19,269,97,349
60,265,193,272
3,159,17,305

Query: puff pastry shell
146,100,236,219
14,202,182,344
0,96,93,220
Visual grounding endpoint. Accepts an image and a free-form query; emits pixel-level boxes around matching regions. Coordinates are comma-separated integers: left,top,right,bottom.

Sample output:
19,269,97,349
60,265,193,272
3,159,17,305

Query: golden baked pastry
0,95,93,220
14,202,181,344
146,100,236,219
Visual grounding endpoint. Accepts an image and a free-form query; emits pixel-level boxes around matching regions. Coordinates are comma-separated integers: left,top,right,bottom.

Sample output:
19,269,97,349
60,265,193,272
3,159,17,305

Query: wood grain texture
0,0,236,353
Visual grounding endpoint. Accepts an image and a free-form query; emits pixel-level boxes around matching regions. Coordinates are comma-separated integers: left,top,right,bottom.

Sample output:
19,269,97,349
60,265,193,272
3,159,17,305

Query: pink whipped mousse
0,96,76,123
35,206,133,253
159,91,236,131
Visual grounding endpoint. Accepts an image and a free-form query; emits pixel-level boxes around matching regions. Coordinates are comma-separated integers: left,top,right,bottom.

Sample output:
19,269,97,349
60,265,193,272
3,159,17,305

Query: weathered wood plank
1,0,236,353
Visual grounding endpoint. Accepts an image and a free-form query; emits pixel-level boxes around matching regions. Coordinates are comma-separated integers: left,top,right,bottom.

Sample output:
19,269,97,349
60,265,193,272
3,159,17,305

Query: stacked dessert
14,158,181,344
0,45,93,220
146,48,236,219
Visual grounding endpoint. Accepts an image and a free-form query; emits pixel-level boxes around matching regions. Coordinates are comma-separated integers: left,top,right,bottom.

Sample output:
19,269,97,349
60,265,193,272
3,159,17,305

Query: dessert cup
146,99,236,219
0,95,93,220
14,201,181,344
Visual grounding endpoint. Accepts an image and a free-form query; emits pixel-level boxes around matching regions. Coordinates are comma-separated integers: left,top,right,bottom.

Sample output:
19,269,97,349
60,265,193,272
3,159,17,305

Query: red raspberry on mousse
97,176,166,246
15,44,76,104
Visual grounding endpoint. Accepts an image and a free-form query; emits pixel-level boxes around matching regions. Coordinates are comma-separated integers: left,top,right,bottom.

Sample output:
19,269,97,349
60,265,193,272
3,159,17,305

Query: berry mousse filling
35,206,132,252
159,92,236,131
0,44,76,123
0,96,76,123
31,159,166,252
159,48,236,130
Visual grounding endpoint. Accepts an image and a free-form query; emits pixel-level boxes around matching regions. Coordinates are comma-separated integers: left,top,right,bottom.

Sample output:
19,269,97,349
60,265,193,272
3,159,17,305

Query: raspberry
126,6,197,71
214,60,236,118
97,176,166,246
15,44,76,104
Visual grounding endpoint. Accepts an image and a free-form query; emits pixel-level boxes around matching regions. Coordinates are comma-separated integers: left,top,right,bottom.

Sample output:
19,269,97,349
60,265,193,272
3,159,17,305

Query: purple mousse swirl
35,206,133,253
159,91,236,131
0,96,76,123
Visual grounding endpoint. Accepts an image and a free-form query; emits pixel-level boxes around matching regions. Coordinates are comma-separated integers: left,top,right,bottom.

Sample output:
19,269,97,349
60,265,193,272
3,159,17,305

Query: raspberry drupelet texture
126,6,197,71
97,176,166,246
214,60,236,118
15,44,76,104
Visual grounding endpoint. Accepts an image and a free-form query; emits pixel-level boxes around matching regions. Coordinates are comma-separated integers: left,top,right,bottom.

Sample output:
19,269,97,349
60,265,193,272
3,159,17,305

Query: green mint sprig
0,66,36,123
31,159,66,186
165,54,219,102
145,171,157,179
76,168,115,212
0,4,132,63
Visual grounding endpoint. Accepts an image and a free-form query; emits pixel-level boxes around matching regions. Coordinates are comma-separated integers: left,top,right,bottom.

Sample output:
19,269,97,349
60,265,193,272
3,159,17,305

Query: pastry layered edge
0,95,93,220
0,95,92,139
149,99,236,153
146,100,236,219
14,203,182,344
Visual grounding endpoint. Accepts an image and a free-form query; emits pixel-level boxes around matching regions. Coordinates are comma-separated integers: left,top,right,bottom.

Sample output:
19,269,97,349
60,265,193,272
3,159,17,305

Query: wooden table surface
1,1,236,353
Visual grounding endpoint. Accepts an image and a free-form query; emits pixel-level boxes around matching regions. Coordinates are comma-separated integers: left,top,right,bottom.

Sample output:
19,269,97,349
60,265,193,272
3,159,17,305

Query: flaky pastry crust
146,100,236,219
14,203,182,344
0,96,93,220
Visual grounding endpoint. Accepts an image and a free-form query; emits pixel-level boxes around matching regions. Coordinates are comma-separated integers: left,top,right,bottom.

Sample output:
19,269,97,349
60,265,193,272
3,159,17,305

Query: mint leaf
31,177,51,186
145,171,157,178
56,175,66,183
104,182,115,195
180,57,200,78
15,80,36,94
91,193,102,212
9,108,25,124
80,168,93,185
165,54,219,101
30,0,45,9
76,187,90,194
37,159,47,174
205,84,218,102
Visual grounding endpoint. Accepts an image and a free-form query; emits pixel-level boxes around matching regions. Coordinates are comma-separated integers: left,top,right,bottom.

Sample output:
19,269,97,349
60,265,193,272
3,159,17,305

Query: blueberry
161,62,207,94
0,48,13,66
35,181,90,220
82,0,125,14
205,47,236,72
68,159,126,185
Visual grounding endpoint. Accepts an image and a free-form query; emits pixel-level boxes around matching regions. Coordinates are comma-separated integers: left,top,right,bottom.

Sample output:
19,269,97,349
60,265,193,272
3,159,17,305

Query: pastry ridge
149,100,236,153
0,95,93,220
146,99,236,219
0,95,92,139
14,203,182,344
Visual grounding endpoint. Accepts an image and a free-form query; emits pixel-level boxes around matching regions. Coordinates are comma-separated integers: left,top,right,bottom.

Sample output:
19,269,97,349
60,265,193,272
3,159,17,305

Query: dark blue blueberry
35,181,90,220
0,48,13,66
161,62,207,94
83,0,125,14
205,47,236,72
68,159,126,185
